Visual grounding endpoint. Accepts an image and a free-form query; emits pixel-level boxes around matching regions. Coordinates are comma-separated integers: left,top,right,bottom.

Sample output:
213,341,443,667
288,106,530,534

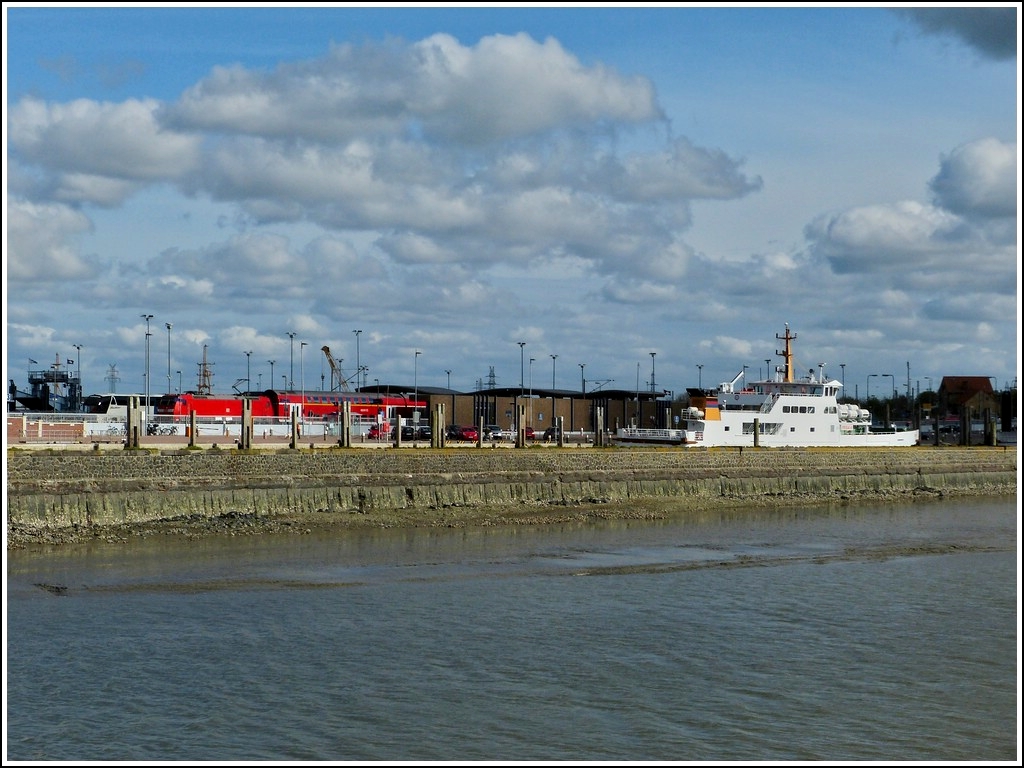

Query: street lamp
244,351,252,392
867,373,879,401
529,357,535,429
517,341,526,397
300,342,307,421
353,330,362,388
696,364,703,390
72,344,83,409
414,350,421,412
649,352,656,392
141,314,153,426
165,322,173,394
287,332,296,389
445,369,452,389
550,354,558,388
176,370,182,393
765,359,771,381
881,373,895,400
579,363,586,395
840,363,846,392
268,360,276,390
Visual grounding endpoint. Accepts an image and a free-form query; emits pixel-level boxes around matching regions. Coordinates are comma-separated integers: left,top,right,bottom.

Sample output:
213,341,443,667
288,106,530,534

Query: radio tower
196,344,215,395
105,364,121,393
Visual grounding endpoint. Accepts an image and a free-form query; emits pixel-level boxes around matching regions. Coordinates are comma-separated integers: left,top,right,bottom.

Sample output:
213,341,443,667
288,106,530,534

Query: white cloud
164,33,662,146
6,199,97,281
930,137,1017,220
8,98,201,204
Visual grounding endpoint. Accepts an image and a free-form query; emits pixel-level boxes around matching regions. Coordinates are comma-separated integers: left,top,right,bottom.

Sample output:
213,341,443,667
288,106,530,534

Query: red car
453,425,479,441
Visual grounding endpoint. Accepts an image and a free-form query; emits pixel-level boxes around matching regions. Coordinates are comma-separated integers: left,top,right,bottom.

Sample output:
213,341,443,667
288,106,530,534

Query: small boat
614,325,920,448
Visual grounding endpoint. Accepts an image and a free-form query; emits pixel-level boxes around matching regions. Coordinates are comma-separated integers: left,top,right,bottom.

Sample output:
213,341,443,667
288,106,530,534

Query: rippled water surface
6,497,1018,761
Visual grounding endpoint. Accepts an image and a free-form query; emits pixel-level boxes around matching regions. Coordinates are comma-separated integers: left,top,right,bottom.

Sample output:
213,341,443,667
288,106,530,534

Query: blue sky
4,4,1019,402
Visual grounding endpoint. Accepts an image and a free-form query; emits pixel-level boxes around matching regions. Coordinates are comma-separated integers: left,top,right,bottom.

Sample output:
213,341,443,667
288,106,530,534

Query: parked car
543,426,563,442
458,425,479,441
483,424,506,440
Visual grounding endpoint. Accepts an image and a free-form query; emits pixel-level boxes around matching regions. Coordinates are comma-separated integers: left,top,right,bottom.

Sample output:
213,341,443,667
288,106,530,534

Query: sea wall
6,446,1016,539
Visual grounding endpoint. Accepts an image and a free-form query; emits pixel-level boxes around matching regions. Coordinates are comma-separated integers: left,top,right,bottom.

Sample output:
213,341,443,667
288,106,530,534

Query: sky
4,4,1020,404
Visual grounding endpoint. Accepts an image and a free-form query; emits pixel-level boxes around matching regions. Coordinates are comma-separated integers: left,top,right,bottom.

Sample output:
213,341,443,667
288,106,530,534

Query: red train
154,390,425,421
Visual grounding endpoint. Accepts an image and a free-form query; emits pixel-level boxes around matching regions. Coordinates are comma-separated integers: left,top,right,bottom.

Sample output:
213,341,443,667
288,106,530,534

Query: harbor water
5,496,1018,762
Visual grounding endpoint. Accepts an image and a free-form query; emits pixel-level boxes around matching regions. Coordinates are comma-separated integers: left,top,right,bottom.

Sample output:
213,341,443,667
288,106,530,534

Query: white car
484,425,510,440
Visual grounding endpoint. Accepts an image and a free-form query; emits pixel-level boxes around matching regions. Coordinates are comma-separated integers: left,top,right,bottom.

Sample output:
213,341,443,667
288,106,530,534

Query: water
5,497,1018,762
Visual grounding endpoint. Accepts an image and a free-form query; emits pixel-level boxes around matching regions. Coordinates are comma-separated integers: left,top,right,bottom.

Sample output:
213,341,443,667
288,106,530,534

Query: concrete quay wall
6,446,1017,535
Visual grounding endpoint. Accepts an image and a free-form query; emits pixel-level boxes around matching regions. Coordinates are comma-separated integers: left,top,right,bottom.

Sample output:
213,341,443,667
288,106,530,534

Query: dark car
543,426,562,442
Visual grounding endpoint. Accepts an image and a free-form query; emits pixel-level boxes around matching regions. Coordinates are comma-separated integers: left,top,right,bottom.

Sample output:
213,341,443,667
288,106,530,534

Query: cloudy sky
4,4,1019,403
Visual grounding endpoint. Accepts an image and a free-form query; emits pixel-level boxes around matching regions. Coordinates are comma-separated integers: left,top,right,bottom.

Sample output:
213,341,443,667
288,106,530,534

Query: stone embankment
6,446,1017,548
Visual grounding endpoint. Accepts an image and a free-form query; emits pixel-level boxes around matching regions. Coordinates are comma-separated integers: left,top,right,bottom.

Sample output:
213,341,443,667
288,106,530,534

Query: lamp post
529,357,535,429
268,360,276,390
353,330,362,388
579,363,586,395
517,341,526,396
72,344,83,409
300,342,307,422
881,373,895,400
445,369,452,389
840,363,846,392
244,351,252,392
177,370,182,393
696,364,703,390
287,332,296,389
141,314,153,427
414,350,421,412
550,354,558,427
867,373,878,401
165,322,173,395
649,352,656,393
765,359,771,381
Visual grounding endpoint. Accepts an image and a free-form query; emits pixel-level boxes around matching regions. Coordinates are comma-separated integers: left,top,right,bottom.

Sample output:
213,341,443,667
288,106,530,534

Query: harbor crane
321,346,353,392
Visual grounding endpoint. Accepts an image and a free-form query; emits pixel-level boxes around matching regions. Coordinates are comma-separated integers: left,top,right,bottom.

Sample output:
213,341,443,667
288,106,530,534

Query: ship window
808,407,814,414
810,427,815,432
783,406,790,413
799,406,806,414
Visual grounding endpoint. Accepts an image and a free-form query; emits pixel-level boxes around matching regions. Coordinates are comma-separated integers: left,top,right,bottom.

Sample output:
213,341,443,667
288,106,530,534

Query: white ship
614,325,920,448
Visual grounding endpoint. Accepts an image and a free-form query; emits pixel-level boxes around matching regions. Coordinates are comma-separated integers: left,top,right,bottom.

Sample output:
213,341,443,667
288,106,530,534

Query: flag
28,358,38,364
68,359,74,365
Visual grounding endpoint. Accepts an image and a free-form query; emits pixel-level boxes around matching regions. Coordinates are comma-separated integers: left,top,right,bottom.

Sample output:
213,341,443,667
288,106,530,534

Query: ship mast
776,324,796,383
